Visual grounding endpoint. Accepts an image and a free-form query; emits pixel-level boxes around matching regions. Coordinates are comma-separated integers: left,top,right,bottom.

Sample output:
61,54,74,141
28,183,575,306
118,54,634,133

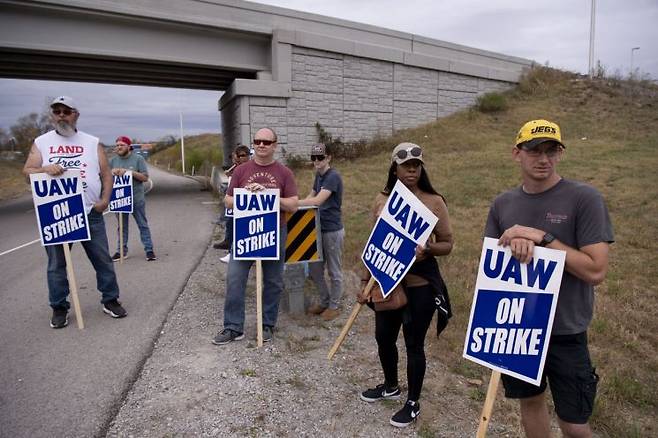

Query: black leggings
375,284,436,402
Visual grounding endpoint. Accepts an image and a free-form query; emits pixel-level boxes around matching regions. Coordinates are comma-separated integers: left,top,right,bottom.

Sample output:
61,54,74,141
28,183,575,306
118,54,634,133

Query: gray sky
1,0,656,144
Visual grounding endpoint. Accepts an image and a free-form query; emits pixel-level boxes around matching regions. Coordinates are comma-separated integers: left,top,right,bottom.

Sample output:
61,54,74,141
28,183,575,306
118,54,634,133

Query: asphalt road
0,166,218,437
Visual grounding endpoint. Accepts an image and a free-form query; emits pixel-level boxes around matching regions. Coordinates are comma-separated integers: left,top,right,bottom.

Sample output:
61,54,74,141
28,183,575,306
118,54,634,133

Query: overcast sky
1,0,656,144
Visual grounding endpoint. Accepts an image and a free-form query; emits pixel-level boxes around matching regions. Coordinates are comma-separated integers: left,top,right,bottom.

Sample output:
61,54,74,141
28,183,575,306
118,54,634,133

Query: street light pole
179,111,186,174
630,47,640,77
588,0,596,78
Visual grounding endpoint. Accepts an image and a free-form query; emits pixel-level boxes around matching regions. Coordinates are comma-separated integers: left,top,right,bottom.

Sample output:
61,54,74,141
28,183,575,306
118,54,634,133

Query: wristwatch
539,232,555,247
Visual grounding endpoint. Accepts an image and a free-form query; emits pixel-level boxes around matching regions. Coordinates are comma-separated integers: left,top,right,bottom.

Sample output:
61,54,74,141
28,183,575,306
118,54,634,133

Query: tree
9,111,52,154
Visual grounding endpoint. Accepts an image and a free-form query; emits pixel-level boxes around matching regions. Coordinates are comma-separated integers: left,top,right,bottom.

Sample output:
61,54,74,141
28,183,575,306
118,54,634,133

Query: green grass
150,133,222,175
304,67,658,437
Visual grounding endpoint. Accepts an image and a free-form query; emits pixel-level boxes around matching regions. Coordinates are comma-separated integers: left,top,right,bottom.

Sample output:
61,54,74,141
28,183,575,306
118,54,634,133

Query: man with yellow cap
484,119,614,438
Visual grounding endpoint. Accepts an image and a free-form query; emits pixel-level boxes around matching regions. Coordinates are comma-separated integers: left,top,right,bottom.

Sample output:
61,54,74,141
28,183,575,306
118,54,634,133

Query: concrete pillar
282,263,306,315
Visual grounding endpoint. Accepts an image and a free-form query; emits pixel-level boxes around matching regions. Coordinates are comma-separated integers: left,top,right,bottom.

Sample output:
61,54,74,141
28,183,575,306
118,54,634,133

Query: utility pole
179,111,186,174
588,0,596,78
630,47,640,77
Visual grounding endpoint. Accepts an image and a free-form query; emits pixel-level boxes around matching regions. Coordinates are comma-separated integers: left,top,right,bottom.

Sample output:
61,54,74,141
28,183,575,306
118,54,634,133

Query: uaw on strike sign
233,188,280,260
109,171,133,213
463,237,566,385
362,180,437,297
30,170,90,245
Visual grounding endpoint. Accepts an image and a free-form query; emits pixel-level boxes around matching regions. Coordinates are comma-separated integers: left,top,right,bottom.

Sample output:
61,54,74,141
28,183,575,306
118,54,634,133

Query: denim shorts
501,331,599,424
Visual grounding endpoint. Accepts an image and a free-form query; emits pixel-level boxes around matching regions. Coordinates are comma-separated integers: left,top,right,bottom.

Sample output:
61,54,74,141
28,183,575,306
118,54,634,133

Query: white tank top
34,130,101,214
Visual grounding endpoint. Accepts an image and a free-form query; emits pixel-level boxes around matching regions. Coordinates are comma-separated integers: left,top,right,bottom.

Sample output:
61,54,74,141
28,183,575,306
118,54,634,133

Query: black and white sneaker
390,400,420,428
103,299,127,318
111,252,127,262
50,307,69,329
360,383,401,402
212,328,245,345
146,251,157,261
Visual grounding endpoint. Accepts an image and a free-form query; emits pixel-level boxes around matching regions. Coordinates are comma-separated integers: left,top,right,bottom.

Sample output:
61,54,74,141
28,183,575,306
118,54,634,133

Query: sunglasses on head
52,108,73,116
253,139,274,146
396,146,422,160
310,155,325,162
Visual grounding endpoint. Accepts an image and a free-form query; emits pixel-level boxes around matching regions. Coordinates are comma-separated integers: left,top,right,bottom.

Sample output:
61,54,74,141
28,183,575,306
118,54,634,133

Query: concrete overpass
0,0,533,163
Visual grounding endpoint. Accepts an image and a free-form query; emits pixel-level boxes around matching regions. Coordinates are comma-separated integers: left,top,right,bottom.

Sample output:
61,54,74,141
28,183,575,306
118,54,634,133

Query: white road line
0,239,41,256
0,210,112,257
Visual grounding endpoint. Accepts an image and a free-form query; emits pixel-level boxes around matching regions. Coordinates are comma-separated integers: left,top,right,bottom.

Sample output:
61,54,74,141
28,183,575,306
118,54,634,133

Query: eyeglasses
522,145,562,157
310,155,325,162
52,108,74,116
253,139,274,146
396,146,422,160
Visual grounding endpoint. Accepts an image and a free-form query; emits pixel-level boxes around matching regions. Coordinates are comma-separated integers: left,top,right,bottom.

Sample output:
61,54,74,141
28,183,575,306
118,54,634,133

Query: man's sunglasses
310,155,325,162
253,139,274,146
52,108,74,116
396,146,422,160
521,144,562,157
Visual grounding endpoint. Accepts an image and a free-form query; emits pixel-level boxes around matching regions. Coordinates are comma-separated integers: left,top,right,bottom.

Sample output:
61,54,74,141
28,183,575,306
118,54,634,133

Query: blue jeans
115,199,153,253
309,228,344,309
223,227,286,333
225,216,234,248
46,210,120,309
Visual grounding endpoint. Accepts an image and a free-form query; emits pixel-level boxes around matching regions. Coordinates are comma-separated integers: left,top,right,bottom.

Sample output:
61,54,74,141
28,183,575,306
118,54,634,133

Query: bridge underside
1,49,255,90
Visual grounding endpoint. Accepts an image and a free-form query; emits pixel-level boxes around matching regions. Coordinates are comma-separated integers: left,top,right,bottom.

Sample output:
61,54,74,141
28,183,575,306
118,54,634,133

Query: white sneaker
220,253,230,263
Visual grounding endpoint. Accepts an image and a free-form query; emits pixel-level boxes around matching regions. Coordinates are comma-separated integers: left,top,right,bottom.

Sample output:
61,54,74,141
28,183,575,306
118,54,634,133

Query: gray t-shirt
313,167,343,232
484,179,614,335
109,152,148,203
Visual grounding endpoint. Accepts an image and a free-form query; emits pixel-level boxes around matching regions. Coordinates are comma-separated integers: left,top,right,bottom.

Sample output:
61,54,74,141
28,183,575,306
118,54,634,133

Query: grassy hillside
0,159,28,200
293,67,657,437
150,133,223,175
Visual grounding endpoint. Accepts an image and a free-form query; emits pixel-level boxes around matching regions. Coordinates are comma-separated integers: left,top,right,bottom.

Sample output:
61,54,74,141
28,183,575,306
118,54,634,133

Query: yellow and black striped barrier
285,206,323,264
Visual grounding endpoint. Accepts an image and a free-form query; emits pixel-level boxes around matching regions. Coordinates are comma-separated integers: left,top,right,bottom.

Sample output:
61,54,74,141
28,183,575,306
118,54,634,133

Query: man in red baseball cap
110,135,157,262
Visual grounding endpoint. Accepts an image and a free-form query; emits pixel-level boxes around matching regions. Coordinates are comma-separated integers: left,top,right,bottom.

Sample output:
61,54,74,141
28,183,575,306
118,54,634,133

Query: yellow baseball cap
515,119,565,149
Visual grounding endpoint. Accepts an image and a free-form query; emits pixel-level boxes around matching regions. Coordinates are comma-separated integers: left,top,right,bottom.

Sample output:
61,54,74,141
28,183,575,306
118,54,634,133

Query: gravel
107,244,520,437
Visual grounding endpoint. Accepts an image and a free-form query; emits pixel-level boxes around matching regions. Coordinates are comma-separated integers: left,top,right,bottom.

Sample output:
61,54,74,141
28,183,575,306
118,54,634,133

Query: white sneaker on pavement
220,253,230,263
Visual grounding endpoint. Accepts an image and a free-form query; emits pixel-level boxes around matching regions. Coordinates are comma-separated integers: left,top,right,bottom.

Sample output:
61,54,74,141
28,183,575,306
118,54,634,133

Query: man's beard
56,121,76,137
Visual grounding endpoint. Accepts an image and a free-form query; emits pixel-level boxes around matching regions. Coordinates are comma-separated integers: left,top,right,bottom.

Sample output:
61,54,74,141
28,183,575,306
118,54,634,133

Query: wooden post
327,277,375,360
119,213,124,264
62,244,84,329
256,260,263,347
476,370,501,438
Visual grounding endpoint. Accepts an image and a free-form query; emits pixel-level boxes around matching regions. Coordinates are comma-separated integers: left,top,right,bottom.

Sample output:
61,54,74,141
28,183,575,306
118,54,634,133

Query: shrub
476,92,508,113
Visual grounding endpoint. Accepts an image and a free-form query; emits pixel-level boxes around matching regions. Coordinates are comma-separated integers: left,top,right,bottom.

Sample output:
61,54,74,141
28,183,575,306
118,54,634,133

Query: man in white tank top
23,96,127,329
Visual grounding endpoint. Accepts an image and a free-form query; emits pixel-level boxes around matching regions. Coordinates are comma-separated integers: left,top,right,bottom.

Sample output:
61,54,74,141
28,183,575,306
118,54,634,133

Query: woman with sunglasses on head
358,142,454,428
214,145,252,258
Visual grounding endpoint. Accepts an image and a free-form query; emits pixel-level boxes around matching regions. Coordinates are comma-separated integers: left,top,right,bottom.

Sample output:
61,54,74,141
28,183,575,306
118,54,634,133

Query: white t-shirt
34,130,101,214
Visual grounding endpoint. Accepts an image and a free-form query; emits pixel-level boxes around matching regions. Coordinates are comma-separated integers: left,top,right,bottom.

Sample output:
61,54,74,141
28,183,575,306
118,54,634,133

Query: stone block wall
280,46,513,156
220,45,517,160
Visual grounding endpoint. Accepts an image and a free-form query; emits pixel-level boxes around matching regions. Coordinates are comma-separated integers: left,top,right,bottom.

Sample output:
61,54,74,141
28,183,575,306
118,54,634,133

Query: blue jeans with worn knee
223,226,286,333
115,199,153,253
46,210,120,309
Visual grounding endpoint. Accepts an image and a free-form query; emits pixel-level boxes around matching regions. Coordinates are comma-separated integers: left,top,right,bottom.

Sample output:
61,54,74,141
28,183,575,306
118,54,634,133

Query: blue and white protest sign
361,180,438,298
463,237,566,385
109,171,133,213
30,170,90,246
233,188,280,260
